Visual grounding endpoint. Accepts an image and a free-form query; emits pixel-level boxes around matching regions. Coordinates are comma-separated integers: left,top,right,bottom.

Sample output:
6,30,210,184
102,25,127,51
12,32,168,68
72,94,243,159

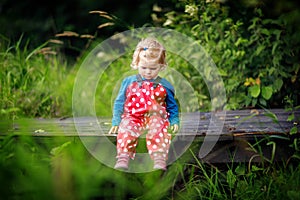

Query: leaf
252,98,258,107
251,165,263,171
255,45,265,56
272,42,279,55
226,169,237,188
270,135,290,140
249,85,260,98
261,86,273,100
245,96,252,106
218,68,228,76
244,80,250,86
237,113,258,127
290,127,298,135
279,70,289,78
235,165,246,175
204,66,212,79
261,28,270,36
259,98,267,106
50,141,72,156
291,75,297,83
287,113,294,122
273,29,282,40
264,110,279,124
1,107,20,114
273,78,283,92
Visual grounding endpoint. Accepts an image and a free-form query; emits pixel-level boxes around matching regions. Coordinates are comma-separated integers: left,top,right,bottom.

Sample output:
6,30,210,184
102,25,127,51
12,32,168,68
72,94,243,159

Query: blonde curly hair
130,37,167,70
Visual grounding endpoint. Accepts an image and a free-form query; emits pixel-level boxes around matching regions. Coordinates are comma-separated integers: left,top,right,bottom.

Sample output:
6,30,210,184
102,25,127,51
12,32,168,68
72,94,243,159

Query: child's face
138,61,161,79
138,49,162,79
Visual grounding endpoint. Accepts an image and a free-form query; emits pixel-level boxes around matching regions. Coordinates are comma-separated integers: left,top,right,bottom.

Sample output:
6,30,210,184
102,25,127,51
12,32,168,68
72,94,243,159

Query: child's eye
140,66,158,70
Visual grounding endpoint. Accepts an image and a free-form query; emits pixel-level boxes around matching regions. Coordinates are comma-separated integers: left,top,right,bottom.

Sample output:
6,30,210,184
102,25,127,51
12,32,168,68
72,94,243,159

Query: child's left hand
171,124,179,133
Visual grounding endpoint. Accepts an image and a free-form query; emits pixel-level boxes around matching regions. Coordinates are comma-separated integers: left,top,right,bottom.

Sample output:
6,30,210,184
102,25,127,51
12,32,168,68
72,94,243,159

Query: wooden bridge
3,109,300,164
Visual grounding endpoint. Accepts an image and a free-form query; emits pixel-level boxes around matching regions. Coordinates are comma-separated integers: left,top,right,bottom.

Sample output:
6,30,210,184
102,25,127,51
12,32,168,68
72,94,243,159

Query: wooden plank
1,109,299,163
2,109,299,137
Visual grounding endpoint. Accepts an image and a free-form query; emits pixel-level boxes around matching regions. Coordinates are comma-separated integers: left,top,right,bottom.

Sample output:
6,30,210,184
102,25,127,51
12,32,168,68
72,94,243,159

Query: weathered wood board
1,109,299,163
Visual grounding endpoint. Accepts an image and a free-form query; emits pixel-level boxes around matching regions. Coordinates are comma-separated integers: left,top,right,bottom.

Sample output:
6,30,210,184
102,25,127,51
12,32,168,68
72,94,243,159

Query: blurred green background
1,1,300,200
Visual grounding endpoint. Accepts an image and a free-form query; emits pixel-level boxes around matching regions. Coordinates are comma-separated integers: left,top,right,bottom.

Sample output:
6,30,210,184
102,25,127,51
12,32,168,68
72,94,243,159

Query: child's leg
114,153,130,170
145,115,171,170
153,153,168,170
115,117,142,169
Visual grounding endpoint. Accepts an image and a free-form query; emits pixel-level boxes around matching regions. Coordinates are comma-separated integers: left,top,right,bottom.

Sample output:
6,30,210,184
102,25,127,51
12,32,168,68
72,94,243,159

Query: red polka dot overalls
116,75,172,160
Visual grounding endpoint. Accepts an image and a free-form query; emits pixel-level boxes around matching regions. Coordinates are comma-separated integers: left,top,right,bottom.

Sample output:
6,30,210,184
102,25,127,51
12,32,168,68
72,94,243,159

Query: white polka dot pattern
115,81,172,159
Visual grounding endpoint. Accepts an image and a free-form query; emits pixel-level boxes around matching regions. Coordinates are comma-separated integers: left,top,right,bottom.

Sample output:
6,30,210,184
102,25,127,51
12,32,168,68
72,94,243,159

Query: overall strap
153,76,162,89
136,74,143,88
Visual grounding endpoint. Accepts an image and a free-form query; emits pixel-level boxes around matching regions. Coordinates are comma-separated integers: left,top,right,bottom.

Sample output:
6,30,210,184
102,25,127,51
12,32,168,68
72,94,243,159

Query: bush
153,0,300,110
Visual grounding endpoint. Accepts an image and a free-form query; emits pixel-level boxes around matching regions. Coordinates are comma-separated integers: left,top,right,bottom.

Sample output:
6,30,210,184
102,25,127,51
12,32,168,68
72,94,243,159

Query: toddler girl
109,37,179,170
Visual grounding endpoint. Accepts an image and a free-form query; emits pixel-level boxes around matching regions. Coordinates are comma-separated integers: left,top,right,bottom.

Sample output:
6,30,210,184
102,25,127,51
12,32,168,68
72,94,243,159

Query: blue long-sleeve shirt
112,75,179,126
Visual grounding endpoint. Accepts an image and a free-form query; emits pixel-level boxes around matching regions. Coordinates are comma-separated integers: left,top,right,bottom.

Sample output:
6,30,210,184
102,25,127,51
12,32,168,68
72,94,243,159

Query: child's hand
171,124,179,133
108,126,119,134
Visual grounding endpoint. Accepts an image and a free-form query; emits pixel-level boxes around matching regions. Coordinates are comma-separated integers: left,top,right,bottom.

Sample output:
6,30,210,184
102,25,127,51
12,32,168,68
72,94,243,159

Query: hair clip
143,47,148,51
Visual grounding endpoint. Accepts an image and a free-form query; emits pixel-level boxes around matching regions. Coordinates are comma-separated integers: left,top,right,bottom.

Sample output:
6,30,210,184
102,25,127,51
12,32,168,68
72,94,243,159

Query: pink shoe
153,156,167,170
114,153,129,170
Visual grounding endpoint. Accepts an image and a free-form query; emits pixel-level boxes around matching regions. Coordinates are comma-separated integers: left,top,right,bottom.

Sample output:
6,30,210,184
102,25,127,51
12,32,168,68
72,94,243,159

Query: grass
1,37,300,200
1,33,210,120
1,133,300,200
0,35,72,119
171,151,300,200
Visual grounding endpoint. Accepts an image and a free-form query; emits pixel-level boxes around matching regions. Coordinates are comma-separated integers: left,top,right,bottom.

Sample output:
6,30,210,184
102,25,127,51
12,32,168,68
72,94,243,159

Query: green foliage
1,2,300,200
0,133,182,200
154,0,300,110
2,1,300,119
0,35,72,119
172,150,300,200
0,115,299,200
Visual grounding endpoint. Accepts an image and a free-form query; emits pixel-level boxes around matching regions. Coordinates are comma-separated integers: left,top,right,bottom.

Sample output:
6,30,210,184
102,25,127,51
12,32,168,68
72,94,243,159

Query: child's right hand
108,126,119,134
